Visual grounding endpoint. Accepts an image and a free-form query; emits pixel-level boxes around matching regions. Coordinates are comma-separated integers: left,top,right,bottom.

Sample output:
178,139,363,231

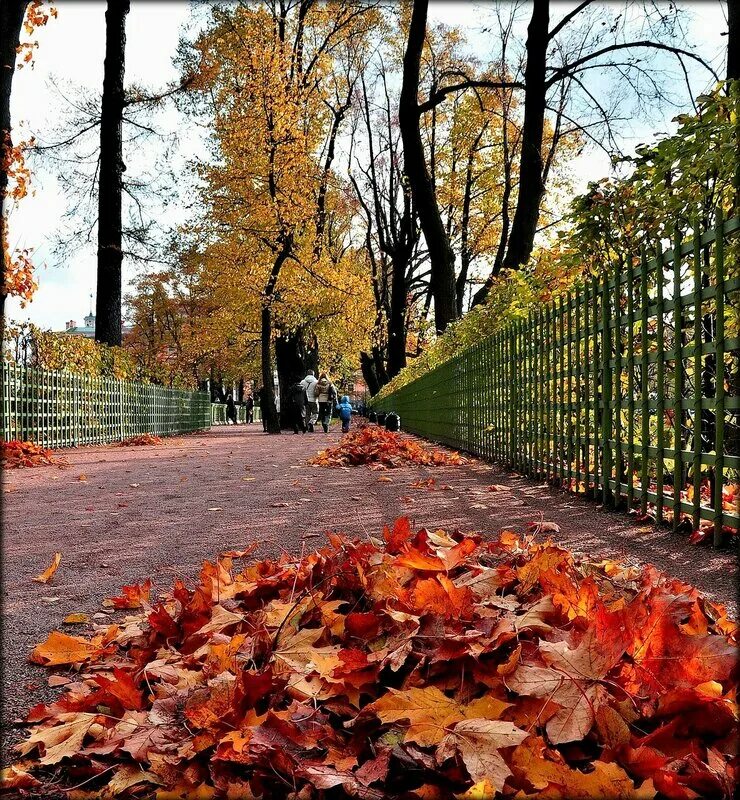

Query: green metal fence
374,213,740,544
1,364,211,448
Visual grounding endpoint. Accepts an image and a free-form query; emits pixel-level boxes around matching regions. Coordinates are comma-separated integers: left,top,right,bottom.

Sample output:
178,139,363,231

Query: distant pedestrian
315,372,337,433
256,386,267,432
288,380,308,434
225,394,238,425
245,394,254,424
337,395,353,433
301,369,318,432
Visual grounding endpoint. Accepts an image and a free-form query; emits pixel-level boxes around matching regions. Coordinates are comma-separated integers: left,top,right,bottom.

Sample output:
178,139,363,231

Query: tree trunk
260,237,292,434
728,0,738,81
455,146,476,315
0,0,29,329
360,346,389,397
95,0,129,347
387,255,408,379
260,304,280,433
501,0,549,272
275,327,318,428
399,0,457,334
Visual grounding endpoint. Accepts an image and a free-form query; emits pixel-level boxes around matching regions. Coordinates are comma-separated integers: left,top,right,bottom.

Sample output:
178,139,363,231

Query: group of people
288,370,353,434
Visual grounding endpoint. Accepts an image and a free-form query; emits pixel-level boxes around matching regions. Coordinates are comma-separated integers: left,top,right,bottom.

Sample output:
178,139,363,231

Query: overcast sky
5,1,728,331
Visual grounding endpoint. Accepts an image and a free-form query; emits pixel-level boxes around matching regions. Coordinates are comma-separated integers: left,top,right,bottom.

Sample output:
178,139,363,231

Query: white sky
5,1,728,331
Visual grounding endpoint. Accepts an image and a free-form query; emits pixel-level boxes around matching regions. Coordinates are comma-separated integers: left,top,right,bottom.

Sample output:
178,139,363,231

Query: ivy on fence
374,213,740,546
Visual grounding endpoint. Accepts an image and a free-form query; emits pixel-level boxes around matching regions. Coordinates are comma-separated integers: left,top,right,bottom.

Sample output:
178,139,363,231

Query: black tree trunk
0,0,29,327
501,0,549,272
275,328,318,429
728,0,738,81
399,0,457,334
95,0,129,347
387,256,408,378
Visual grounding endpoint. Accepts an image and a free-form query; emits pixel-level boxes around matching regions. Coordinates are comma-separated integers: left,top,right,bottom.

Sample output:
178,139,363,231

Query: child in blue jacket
337,395,353,433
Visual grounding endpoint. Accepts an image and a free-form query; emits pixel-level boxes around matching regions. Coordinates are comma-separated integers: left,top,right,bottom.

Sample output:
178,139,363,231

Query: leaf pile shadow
310,425,466,469
6,519,737,799
0,440,65,469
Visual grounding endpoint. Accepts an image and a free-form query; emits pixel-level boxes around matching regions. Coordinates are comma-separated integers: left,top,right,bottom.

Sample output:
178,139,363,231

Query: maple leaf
0,762,41,790
272,627,343,679
510,736,653,799
11,516,738,798
17,712,97,764
194,604,244,635
437,719,528,790
29,630,108,666
104,578,153,609
31,552,61,584
383,516,414,553
366,686,466,746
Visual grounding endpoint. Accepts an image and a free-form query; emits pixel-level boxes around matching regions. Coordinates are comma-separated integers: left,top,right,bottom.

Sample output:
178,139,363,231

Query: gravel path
1,424,736,763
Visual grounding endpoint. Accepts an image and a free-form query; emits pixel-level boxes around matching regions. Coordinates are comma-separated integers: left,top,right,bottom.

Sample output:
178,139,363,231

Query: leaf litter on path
9,517,737,798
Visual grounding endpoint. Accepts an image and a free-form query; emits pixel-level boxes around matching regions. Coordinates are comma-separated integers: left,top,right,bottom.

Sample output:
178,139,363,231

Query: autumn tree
350,65,421,384
472,1,717,303
0,1,56,331
396,0,717,319
183,2,377,433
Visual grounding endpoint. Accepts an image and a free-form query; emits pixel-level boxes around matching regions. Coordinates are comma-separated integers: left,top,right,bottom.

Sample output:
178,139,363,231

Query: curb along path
1,424,736,761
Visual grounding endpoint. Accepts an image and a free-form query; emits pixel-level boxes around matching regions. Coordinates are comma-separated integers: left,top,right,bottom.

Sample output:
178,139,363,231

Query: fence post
713,209,726,547
655,243,666,524
672,227,684,531
118,380,124,442
692,219,703,531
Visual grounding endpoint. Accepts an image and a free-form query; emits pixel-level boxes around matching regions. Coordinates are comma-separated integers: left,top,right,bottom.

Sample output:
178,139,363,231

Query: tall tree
470,0,717,303
184,2,376,432
399,0,457,334
0,0,30,327
500,0,548,273
95,0,129,347
728,0,738,81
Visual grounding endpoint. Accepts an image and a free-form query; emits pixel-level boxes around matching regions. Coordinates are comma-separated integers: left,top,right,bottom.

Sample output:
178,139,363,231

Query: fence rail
374,213,740,544
1,364,211,449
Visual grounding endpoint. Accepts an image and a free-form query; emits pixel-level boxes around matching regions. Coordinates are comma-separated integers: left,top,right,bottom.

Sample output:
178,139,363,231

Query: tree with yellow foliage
179,2,378,431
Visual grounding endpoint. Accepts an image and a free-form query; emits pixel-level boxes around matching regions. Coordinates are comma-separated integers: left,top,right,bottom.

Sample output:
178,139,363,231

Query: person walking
314,372,337,433
225,393,238,425
301,369,318,432
337,395,353,433
288,379,308,434
245,393,254,424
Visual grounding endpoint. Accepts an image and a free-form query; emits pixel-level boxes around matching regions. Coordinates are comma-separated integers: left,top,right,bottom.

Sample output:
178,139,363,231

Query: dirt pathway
1,424,736,761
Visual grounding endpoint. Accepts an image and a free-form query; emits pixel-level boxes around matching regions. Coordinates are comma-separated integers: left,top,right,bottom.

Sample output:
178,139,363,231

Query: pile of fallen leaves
117,434,164,447
310,425,466,469
6,519,737,799
0,439,61,469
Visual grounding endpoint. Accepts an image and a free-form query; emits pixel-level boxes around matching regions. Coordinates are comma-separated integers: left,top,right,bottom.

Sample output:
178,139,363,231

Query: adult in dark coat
288,381,307,434
225,394,238,424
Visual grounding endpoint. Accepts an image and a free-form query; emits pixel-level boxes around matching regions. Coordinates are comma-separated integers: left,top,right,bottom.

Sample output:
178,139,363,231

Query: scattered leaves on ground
310,424,466,469
11,518,737,798
1,440,64,469
31,552,61,584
